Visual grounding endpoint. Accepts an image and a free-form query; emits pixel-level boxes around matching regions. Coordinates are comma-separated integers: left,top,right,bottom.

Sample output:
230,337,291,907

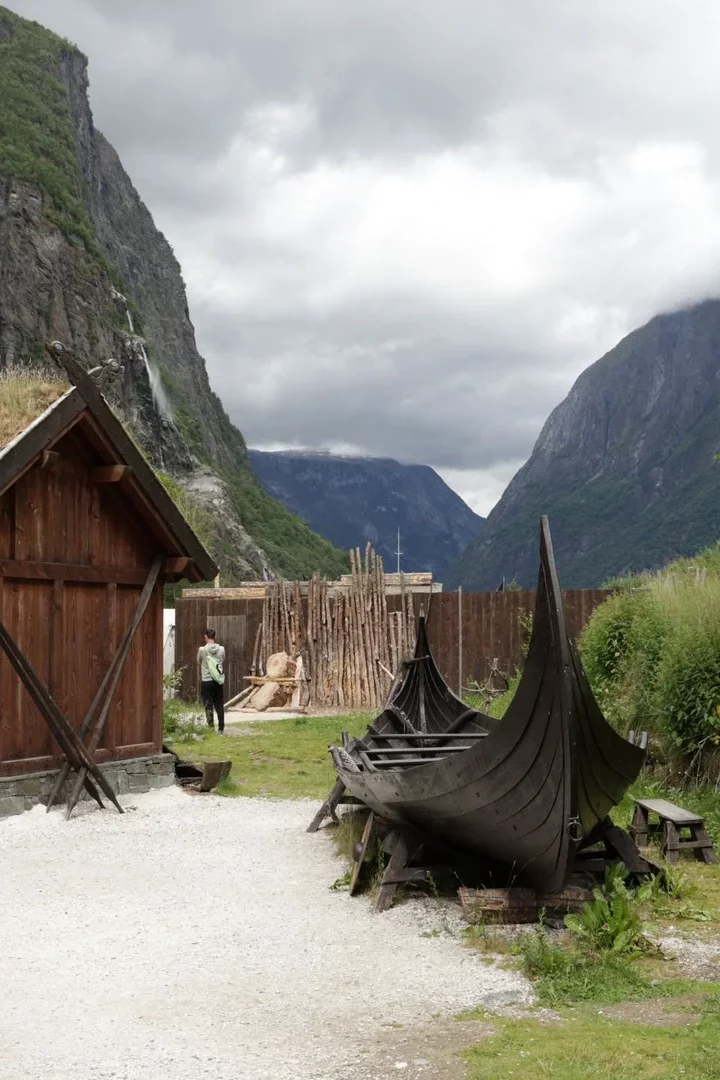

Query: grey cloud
12,0,720,514
68,0,720,172
192,298,567,470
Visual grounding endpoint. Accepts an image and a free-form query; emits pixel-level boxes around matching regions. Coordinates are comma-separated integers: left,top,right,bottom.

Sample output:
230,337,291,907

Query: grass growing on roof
167,713,372,799
0,368,69,447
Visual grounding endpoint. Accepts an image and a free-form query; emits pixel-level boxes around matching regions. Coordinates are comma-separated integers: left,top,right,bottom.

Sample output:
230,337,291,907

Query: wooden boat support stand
309,517,656,913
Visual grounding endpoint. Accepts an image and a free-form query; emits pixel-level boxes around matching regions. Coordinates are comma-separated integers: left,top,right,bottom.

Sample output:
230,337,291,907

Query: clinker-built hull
330,517,645,893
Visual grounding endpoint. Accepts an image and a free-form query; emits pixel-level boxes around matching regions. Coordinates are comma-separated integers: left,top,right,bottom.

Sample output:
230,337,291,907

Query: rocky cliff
446,299,720,590
249,450,484,580
0,6,347,583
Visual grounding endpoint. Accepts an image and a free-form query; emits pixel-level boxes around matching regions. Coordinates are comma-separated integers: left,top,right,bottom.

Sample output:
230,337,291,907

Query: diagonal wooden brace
64,554,164,818
0,621,121,811
46,554,163,810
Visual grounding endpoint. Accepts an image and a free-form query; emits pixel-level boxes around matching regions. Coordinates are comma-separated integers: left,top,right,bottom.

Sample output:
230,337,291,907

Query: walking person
197,629,225,733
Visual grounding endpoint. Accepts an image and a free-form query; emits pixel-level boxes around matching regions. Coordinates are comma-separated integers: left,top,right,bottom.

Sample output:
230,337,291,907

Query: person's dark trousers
201,680,225,732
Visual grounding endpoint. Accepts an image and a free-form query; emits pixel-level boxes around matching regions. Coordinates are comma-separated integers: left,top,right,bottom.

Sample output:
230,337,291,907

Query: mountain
0,5,347,582
446,299,720,590
248,450,484,579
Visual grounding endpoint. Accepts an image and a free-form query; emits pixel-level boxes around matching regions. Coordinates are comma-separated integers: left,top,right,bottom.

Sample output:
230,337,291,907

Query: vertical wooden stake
458,586,463,698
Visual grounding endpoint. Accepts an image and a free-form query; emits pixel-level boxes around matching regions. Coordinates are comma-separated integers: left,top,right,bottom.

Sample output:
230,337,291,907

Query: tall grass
0,367,68,447
581,566,720,777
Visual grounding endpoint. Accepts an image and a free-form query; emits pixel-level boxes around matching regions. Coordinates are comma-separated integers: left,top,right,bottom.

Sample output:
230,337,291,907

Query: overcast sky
12,1,720,513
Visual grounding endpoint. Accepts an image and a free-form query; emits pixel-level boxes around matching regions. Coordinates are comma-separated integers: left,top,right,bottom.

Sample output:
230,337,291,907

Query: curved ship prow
322,517,646,892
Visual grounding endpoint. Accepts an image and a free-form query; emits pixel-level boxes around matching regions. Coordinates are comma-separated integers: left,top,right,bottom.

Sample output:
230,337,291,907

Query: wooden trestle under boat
328,516,646,893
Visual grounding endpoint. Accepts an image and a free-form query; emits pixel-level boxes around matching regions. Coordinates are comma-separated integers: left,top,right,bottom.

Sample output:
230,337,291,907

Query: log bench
630,798,717,864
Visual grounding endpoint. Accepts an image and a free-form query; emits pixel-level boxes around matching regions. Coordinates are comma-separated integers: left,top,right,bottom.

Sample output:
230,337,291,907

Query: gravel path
0,788,529,1080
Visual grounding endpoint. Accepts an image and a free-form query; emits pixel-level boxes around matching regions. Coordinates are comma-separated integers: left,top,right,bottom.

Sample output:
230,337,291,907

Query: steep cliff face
447,300,720,590
0,5,347,582
249,450,484,579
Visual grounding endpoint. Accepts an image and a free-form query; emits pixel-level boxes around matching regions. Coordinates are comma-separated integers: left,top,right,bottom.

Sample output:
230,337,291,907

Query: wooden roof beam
90,464,132,483
164,556,191,576
38,450,60,471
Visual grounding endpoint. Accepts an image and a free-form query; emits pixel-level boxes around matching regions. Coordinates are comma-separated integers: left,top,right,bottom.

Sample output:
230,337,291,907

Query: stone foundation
0,754,175,817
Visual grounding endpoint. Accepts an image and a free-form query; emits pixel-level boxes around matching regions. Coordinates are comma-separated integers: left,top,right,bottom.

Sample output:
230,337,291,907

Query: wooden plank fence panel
174,587,611,709
176,597,264,703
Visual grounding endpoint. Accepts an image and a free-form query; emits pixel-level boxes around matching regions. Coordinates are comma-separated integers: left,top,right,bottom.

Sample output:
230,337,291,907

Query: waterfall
113,288,173,422
139,341,173,421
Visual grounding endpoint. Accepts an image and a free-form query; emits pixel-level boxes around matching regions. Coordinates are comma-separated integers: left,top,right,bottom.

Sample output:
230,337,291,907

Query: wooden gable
0,343,218,784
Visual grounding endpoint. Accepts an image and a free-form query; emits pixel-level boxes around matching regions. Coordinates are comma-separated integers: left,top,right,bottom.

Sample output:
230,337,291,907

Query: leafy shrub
580,564,720,768
654,599,720,754
163,704,206,740
519,609,533,658
162,672,205,738
564,864,654,956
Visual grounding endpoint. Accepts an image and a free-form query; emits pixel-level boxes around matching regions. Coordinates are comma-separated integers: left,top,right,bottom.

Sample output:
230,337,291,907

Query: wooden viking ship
328,517,645,893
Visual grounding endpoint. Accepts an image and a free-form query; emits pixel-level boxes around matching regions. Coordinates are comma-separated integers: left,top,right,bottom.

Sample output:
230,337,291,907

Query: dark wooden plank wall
175,588,610,705
176,597,262,702
421,588,610,691
0,428,163,775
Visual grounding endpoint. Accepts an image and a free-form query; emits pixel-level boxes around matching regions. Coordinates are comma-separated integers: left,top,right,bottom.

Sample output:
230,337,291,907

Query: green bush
580,563,720,767
162,671,206,739
564,864,654,956
654,586,720,754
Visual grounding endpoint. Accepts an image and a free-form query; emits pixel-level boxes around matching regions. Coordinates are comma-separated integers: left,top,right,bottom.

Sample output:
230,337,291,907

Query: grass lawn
463,991,720,1080
167,712,372,799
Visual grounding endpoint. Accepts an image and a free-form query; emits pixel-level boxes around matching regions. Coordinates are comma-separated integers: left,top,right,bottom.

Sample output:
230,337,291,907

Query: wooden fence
175,587,609,707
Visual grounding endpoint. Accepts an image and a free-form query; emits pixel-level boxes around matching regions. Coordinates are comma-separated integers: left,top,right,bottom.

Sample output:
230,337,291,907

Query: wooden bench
630,798,717,864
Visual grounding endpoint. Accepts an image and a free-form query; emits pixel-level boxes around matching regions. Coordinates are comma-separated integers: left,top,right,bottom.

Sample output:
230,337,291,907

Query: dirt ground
0,788,529,1080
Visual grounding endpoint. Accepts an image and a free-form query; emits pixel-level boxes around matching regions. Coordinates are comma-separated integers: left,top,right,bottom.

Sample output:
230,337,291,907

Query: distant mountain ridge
446,299,720,591
249,450,484,579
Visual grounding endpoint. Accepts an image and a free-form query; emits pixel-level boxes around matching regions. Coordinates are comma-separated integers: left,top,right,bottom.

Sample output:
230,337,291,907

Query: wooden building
0,345,217,814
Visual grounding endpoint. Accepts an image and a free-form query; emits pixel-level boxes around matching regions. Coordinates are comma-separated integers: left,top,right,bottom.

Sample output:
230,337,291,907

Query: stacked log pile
246,545,418,711
233,651,307,712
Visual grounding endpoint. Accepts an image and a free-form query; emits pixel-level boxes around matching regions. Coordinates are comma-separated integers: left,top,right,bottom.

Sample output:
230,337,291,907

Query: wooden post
630,803,649,847
49,579,64,705
457,586,463,698
250,622,262,677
